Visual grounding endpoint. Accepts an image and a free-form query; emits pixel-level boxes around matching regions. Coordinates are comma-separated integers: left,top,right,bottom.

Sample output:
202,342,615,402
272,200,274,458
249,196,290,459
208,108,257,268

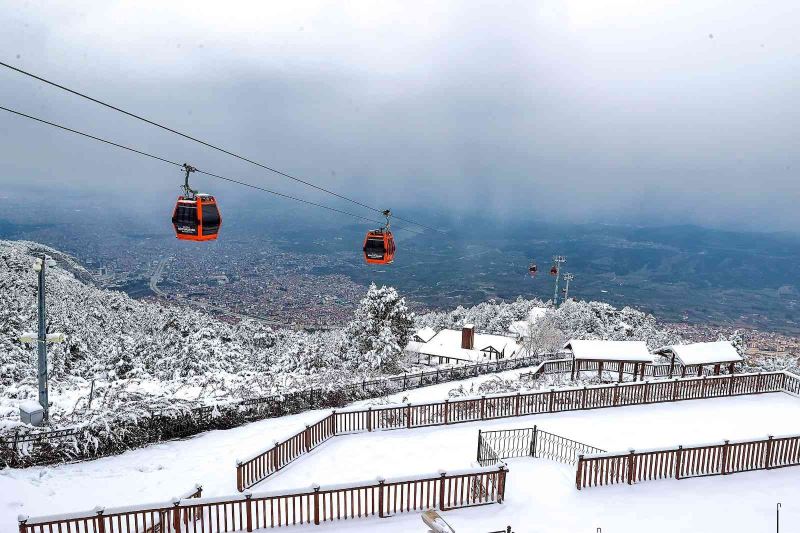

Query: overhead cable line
0,60,439,233
0,104,423,234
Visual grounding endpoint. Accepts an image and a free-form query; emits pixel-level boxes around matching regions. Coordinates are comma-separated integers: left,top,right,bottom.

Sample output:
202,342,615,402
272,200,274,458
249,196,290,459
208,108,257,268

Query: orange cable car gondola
171,163,222,241
363,210,396,265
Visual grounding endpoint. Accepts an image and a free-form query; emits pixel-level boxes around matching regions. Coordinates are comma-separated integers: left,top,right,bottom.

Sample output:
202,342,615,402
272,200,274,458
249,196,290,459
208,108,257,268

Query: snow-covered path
3,373,800,533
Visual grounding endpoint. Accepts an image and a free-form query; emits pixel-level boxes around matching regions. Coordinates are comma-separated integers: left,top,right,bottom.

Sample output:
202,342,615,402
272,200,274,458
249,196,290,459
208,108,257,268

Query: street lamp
18,254,65,424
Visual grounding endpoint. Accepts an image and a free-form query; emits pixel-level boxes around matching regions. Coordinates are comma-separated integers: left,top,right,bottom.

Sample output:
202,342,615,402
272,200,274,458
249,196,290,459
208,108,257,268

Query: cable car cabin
363,229,395,265
172,194,222,241
529,263,538,277
550,265,558,276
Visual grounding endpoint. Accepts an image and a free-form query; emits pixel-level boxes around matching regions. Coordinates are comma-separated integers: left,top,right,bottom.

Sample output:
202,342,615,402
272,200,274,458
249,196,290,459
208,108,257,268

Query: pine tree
340,284,414,373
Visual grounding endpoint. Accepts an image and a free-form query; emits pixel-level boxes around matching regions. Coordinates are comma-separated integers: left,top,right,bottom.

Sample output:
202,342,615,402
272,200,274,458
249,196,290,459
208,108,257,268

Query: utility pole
551,255,566,306
562,273,574,302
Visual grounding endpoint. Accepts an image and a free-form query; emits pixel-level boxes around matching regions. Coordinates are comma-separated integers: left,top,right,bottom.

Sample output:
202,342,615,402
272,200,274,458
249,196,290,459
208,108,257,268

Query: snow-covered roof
654,341,742,366
419,329,521,362
413,327,437,343
508,308,549,337
563,340,653,363
528,307,548,323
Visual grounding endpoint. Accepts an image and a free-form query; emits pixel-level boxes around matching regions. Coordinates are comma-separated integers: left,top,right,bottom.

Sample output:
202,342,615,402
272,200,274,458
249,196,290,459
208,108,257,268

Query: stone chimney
461,324,475,350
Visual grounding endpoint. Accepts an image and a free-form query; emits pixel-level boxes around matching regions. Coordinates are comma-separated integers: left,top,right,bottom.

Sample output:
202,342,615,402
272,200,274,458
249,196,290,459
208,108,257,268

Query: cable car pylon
551,255,567,305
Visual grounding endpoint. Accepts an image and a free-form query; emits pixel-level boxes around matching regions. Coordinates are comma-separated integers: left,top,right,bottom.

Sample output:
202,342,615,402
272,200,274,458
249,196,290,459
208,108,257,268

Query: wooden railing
238,371,793,490
576,433,800,489
17,486,204,533
19,466,507,533
477,426,604,467
237,414,336,491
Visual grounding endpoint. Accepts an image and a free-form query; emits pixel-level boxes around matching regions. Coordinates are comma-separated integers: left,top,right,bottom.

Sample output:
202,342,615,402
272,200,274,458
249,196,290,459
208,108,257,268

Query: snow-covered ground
2,371,800,533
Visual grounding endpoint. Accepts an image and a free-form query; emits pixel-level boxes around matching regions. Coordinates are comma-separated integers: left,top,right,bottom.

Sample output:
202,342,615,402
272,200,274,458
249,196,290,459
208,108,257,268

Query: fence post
480,396,486,420
757,372,764,393
244,491,253,532
531,425,538,458
728,374,735,396
497,465,507,503
444,399,450,425
94,507,105,533
273,440,281,472
378,477,386,517
675,446,683,480
514,392,521,416
477,430,482,463
581,386,587,409
643,380,650,403
236,460,243,492
627,450,636,485
305,425,311,452
701,376,707,398
367,407,373,432
671,378,679,401
312,485,320,525
406,403,412,429
613,383,620,406
765,435,774,469
575,455,584,490
548,389,555,413
403,373,407,391
721,440,730,475
171,498,181,533
331,410,337,436
438,471,447,511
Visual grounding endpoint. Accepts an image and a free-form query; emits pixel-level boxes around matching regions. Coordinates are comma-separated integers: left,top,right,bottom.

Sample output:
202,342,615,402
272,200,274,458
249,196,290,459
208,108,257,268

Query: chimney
461,324,475,350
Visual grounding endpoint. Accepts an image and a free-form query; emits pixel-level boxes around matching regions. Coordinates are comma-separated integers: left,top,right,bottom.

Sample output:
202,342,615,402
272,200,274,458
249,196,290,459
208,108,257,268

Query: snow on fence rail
576,433,800,489
237,371,794,491
476,426,605,467
18,466,507,533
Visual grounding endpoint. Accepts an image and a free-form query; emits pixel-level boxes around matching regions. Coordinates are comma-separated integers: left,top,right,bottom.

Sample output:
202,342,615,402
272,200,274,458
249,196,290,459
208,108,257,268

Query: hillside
0,240,350,430
1,240,715,434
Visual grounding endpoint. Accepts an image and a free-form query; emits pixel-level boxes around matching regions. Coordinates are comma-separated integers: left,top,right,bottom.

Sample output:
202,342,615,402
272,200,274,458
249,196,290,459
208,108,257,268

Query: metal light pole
551,255,566,306
562,273,574,302
19,255,65,424
36,255,47,420
777,502,781,533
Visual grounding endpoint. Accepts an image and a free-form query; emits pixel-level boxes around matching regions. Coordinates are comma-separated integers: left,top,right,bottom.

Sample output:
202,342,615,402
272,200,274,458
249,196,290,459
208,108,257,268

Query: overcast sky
1,1,798,232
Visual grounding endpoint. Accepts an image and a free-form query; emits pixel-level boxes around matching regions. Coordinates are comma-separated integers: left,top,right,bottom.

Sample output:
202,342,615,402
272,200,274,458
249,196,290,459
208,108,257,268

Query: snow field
2,376,800,533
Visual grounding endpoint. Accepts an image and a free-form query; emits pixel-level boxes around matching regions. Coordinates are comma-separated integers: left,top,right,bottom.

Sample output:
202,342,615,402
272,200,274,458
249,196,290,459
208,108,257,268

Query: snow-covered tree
523,312,565,357
339,284,414,373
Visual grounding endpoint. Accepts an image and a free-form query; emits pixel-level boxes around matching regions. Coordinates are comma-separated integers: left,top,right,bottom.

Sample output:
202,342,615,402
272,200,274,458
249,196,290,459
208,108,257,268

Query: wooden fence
477,426,605,467
19,466,507,533
17,485,204,533
576,433,800,489
238,371,794,490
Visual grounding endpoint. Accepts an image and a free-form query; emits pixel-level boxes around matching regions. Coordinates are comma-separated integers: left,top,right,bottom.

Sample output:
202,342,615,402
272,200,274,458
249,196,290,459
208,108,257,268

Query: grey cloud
0,0,798,232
